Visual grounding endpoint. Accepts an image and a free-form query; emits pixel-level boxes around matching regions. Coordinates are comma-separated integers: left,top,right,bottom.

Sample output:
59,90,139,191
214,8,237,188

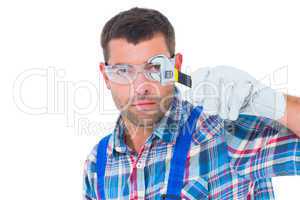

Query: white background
0,0,299,199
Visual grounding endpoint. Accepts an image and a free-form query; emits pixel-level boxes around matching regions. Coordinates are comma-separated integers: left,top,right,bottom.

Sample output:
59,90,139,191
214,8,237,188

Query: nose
133,72,152,95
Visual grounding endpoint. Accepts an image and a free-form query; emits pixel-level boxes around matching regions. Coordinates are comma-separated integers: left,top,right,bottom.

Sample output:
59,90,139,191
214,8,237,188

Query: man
83,7,300,199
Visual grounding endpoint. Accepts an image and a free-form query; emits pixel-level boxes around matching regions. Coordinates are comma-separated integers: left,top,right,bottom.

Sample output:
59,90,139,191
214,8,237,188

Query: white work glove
188,65,286,121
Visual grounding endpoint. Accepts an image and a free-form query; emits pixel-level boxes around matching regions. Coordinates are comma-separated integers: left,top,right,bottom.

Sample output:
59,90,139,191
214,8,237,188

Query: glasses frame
104,54,176,85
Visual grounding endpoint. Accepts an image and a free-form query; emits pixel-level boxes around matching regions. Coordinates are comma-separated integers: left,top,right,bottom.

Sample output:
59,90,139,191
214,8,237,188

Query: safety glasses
104,54,192,87
104,54,175,85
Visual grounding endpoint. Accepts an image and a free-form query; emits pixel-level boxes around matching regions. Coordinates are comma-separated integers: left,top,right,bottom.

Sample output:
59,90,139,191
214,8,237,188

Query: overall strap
163,106,203,200
96,134,111,200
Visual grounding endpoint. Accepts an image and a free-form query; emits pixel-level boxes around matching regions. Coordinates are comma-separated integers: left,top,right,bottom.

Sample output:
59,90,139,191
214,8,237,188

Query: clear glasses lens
105,64,135,84
144,63,161,82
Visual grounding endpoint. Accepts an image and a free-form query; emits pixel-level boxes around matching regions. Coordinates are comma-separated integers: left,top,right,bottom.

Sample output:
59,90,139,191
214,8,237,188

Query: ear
175,53,183,71
99,62,111,90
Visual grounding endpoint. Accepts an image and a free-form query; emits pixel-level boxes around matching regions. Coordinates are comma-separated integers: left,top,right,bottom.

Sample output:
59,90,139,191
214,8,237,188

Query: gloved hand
188,65,286,121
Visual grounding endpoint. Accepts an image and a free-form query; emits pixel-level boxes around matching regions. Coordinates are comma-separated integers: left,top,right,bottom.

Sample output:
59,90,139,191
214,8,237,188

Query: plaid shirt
83,87,300,200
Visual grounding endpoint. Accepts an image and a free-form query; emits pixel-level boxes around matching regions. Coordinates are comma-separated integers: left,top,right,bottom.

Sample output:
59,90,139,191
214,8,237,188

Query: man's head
99,7,182,127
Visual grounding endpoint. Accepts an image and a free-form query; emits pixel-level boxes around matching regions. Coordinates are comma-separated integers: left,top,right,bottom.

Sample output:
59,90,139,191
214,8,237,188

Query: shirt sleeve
225,114,300,180
83,145,98,200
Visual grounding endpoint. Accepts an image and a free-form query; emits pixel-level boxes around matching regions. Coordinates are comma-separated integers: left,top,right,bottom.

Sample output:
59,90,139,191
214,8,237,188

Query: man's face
100,34,181,127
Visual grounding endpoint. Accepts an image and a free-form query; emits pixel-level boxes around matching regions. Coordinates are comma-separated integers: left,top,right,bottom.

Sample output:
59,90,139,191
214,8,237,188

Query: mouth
132,101,156,106
132,100,157,110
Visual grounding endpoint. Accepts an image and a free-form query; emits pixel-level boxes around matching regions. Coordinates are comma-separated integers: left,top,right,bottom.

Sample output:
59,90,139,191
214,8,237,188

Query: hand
188,65,286,121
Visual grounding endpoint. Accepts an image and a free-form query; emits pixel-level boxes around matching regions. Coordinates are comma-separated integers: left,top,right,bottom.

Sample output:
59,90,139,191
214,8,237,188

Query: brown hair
101,7,175,62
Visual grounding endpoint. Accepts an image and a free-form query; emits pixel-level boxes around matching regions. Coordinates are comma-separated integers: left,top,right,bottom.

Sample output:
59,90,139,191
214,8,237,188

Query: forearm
278,95,300,136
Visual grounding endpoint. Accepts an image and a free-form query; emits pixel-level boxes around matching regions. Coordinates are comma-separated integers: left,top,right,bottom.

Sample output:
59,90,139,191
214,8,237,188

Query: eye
145,63,160,72
116,68,128,73
112,64,132,75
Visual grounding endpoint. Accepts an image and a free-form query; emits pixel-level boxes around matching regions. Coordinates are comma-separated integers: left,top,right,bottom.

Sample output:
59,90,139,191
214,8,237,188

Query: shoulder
84,143,99,174
84,134,112,174
225,114,282,140
181,100,225,140
192,111,225,145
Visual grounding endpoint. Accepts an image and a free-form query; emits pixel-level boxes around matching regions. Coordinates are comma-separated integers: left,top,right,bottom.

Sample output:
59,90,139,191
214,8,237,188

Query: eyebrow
105,62,132,66
107,63,136,69
105,62,150,67
105,58,149,66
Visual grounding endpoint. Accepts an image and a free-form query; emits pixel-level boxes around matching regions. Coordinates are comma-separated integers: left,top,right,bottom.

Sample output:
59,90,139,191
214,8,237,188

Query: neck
123,117,154,153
